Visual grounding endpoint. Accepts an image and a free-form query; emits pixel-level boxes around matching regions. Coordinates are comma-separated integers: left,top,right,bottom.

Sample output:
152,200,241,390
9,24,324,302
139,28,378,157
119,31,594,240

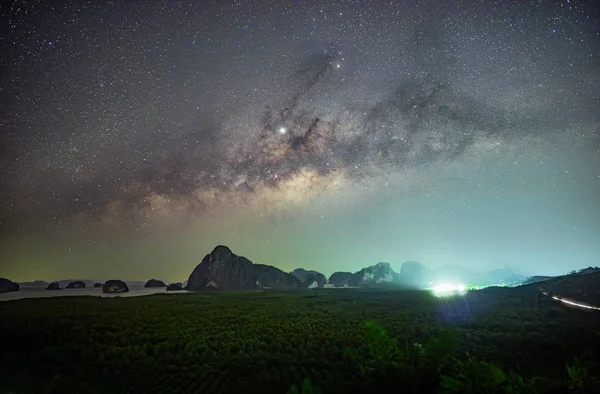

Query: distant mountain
484,266,521,285
399,261,428,288
291,268,322,282
348,262,399,286
166,282,183,291
17,280,49,287
103,280,129,293
570,266,600,275
291,268,327,288
145,279,166,288
0,278,19,293
56,280,96,288
328,272,353,286
517,267,600,288
304,273,327,288
518,270,600,306
66,281,86,289
186,246,302,291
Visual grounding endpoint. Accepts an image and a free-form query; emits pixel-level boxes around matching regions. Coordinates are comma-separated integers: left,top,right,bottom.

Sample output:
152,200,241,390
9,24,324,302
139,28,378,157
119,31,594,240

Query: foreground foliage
1,287,599,393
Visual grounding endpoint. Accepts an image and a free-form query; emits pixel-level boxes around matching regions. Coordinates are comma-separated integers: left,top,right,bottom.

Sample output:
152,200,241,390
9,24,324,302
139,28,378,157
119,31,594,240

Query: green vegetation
1,287,599,393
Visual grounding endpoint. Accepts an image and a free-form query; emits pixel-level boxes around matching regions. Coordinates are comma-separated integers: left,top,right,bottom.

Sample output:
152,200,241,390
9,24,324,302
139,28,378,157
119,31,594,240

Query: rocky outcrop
399,261,429,288
18,280,48,287
145,279,166,288
0,278,19,293
255,264,302,290
349,262,398,286
166,283,183,291
102,280,129,293
303,272,327,288
93,282,103,288
291,268,321,282
46,282,61,290
292,268,327,288
66,281,86,289
186,245,302,291
328,272,353,286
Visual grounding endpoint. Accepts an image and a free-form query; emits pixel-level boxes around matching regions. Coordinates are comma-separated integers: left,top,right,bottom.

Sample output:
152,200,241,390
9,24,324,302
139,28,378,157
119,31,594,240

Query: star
0,0,597,279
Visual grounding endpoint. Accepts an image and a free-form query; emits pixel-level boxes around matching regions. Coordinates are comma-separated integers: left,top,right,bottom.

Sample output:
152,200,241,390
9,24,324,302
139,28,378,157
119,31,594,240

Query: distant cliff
0,278,19,293
328,272,353,286
186,246,302,291
292,268,327,288
348,262,399,286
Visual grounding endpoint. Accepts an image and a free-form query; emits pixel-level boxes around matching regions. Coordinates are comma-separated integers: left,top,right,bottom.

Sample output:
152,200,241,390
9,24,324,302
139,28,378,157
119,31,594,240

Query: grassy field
1,287,599,394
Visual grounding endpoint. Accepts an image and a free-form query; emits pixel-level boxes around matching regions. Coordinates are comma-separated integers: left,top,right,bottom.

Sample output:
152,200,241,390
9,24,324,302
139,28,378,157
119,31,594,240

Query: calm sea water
0,286,188,301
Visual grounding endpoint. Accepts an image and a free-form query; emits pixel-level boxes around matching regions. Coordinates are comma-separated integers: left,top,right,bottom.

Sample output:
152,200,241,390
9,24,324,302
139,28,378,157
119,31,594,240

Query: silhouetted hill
303,272,327,288
0,278,19,293
186,246,302,291
145,279,166,288
57,280,95,288
518,270,600,306
291,268,327,288
519,275,554,286
17,280,49,288
348,262,399,286
166,283,183,291
328,271,352,285
399,261,428,288
484,266,521,285
66,281,86,289
102,280,129,293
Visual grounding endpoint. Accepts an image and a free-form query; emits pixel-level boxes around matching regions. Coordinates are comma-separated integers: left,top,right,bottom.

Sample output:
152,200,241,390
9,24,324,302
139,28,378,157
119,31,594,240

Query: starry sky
1,0,599,282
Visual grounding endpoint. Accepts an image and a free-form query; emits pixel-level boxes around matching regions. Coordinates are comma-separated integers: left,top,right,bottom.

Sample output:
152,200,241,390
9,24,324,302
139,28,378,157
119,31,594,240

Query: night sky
1,0,599,282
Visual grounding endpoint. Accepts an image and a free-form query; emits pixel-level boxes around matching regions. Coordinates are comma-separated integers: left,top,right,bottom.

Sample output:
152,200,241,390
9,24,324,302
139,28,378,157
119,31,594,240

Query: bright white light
432,283,467,297
542,291,600,311
279,127,287,134
336,63,341,69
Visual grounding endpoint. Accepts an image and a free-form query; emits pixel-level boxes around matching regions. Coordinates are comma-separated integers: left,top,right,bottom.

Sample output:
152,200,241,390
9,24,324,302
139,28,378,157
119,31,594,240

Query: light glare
432,283,467,297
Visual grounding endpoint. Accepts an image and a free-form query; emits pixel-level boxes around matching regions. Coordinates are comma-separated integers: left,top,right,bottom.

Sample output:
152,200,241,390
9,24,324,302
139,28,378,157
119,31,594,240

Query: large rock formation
292,268,327,288
328,272,353,286
56,279,95,288
0,278,19,293
46,282,61,290
399,261,429,288
349,262,398,286
255,264,304,290
102,280,129,293
66,281,86,289
18,280,48,288
303,273,327,288
186,245,302,291
291,268,321,282
166,282,183,291
145,279,166,288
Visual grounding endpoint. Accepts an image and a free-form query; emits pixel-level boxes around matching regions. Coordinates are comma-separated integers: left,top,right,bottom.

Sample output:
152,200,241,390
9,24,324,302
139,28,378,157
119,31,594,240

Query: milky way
1,1,599,280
